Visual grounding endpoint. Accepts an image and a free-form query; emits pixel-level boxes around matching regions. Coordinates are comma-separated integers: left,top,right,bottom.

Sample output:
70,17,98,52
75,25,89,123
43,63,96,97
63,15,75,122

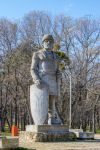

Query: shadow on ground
76,139,100,143
16,148,36,150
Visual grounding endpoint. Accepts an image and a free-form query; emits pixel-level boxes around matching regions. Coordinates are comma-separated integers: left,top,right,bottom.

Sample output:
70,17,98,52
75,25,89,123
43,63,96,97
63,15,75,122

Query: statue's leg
48,95,62,124
51,95,57,118
48,95,53,125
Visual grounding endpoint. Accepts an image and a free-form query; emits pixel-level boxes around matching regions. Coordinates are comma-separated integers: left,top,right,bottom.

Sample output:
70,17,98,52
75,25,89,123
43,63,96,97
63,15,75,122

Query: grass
1,131,11,136
96,129,100,134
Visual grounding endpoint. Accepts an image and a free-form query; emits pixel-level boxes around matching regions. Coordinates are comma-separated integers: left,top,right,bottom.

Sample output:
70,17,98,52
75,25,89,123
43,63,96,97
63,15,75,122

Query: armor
31,50,60,95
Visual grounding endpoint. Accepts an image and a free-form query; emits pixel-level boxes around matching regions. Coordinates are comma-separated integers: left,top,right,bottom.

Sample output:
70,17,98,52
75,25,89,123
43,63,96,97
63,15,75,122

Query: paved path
19,134,100,150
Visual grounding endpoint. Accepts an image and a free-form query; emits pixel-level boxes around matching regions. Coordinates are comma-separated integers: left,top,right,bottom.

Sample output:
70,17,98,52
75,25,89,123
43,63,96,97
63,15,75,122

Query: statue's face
43,39,54,50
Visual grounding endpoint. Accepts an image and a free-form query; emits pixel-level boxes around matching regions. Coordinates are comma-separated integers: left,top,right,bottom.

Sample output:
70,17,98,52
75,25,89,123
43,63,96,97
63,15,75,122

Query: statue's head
42,34,54,50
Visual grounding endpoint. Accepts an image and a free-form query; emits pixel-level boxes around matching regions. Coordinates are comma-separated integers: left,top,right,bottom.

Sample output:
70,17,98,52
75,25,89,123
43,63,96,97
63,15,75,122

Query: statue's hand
35,80,43,89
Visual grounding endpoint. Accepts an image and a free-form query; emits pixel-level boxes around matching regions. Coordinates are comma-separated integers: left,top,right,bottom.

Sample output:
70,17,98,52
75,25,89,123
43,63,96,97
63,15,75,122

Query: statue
20,34,88,142
30,34,62,125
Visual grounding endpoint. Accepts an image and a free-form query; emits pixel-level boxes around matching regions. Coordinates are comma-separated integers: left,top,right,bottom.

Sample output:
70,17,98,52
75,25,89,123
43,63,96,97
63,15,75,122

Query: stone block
79,132,94,139
20,125,77,142
68,129,83,138
26,124,69,133
0,136,19,149
69,129,83,132
19,131,76,142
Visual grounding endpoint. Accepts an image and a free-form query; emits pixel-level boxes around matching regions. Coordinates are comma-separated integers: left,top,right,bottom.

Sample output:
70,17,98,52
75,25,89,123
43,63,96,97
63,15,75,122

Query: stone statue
30,34,62,125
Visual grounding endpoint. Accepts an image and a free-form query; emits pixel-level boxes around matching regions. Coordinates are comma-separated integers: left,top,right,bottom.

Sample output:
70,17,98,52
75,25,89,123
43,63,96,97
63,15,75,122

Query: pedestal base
20,125,76,142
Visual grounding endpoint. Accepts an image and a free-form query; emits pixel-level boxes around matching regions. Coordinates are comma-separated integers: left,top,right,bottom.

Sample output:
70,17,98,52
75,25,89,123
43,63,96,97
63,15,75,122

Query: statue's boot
48,110,52,125
48,96,62,125
48,109,62,125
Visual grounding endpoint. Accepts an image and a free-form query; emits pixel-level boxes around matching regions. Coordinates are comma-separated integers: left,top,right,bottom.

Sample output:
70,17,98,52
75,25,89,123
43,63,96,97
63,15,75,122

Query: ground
19,134,100,150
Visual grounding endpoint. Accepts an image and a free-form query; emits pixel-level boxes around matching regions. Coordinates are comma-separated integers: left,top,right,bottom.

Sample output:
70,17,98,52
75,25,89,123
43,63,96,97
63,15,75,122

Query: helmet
42,34,54,43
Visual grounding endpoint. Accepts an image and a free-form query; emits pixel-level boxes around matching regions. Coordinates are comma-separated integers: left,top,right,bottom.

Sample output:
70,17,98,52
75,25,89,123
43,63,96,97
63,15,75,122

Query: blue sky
0,0,100,20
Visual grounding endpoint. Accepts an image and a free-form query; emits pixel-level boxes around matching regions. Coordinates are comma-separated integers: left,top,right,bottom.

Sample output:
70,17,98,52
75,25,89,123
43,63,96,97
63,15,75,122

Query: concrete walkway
19,134,100,150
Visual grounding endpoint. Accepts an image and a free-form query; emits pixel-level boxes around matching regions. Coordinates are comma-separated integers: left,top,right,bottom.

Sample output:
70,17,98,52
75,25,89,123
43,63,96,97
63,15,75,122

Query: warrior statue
30,34,62,125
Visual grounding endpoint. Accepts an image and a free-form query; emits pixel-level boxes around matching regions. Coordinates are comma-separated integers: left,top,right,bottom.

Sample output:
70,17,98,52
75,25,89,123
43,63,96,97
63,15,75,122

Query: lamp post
64,67,72,129
69,72,72,129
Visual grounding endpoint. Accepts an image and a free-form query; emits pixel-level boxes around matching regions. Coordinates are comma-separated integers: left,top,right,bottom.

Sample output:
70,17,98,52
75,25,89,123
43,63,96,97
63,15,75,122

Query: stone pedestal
20,125,76,142
0,136,19,149
26,124,69,133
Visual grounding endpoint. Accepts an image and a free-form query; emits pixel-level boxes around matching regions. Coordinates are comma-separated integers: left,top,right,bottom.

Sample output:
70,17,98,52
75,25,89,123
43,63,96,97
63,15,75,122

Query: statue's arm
30,52,41,83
